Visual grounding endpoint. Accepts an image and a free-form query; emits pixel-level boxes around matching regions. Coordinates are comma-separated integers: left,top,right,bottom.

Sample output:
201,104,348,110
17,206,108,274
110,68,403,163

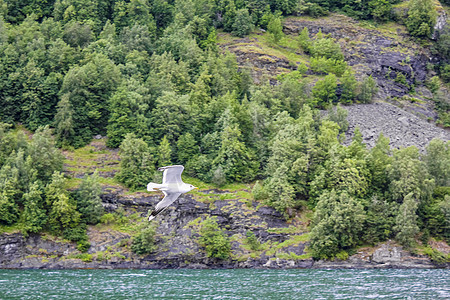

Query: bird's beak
194,186,198,189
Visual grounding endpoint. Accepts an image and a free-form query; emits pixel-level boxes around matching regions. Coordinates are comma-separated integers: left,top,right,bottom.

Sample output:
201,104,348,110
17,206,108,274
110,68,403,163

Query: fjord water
0,269,448,299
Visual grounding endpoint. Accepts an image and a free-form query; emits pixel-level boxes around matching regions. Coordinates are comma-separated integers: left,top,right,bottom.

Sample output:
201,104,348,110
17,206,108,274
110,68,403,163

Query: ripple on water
0,269,449,299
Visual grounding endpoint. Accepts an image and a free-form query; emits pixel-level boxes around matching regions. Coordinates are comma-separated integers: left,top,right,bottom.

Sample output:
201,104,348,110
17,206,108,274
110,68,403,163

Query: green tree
369,0,392,22
46,172,80,233
213,125,259,183
131,222,157,255
310,37,344,61
21,181,47,235
157,135,172,167
0,166,20,225
28,126,64,183
312,74,338,108
310,190,366,259
326,105,348,133
298,26,311,52
151,92,192,144
405,0,437,38
367,133,392,193
177,132,198,164
357,75,378,103
231,8,253,37
394,193,419,248
424,139,450,187
264,166,297,218
116,133,155,190
340,69,357,104
364,195,398,244
106,82,151,148
75,170,103,224
54,94,76,149
267,15,283,44
57,54,121,147
388,146,434,203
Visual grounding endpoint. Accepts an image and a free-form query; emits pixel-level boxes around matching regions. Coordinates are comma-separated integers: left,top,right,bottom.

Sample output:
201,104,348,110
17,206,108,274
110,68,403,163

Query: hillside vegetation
0,0,449,262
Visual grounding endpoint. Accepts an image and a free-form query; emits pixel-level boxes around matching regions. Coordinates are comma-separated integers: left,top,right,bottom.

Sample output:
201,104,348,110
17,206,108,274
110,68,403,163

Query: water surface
0,269,448,299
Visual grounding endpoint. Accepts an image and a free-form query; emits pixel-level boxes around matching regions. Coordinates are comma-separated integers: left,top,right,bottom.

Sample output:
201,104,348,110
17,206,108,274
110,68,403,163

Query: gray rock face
283,15,440,119
343,102,450,150
433,11,448,40
1,189,447,269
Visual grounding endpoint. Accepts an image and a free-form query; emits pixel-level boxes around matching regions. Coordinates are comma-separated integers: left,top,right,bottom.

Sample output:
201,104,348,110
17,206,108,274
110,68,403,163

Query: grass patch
276,252,312,260
267,226,304,234
66,253,93,263
265,234,310,256
0,223,22,234
96,212,144,234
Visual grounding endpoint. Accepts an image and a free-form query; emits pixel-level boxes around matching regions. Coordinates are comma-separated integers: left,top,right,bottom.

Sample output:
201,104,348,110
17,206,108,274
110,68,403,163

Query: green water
0,269,448,299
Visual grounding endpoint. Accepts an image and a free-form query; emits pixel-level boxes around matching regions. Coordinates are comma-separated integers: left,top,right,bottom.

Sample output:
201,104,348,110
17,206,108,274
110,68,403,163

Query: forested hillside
0,0,449,262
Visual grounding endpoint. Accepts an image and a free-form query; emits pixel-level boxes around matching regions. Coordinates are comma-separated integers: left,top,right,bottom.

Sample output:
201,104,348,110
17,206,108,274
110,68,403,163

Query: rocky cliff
0,189,447,269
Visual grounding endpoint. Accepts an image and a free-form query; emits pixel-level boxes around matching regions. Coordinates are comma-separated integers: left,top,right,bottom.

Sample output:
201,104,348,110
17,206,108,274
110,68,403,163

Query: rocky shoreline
0,231,445,269
1,190,448,270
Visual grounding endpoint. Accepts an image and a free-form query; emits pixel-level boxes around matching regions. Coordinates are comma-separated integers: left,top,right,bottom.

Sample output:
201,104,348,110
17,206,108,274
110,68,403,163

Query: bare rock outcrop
343,102,450,150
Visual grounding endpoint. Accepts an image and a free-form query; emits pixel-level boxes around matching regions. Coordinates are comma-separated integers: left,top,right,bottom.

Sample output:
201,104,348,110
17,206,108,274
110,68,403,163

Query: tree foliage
116,133,155,190
406,0,437,38
198,217,231,260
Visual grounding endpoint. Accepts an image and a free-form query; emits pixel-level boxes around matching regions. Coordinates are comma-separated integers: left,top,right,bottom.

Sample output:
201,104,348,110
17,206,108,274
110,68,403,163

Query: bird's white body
147,182,194,194
147,165,196,221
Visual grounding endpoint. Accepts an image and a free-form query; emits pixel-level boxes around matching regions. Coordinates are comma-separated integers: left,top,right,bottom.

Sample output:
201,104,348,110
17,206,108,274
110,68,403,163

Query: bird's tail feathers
147,182,161,192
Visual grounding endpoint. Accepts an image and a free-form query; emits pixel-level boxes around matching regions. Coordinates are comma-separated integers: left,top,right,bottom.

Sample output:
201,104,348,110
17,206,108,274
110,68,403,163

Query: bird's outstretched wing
149,192,182,221
159,165,184,184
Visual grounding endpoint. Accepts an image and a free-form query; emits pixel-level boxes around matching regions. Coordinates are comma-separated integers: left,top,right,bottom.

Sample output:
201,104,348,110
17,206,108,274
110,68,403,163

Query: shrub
131,223,157,255
358,75,378,103
245,231,262,251
423,246,448,264
198,217,231,260
252,181,268,201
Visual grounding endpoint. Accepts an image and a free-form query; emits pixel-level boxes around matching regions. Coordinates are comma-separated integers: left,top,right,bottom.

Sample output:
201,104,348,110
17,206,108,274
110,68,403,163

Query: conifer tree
394,193,419,248
22,181,47,234
54,94,76,149
213,125,258,183
177,132,198,165
76,170,103,225
157,136,172,167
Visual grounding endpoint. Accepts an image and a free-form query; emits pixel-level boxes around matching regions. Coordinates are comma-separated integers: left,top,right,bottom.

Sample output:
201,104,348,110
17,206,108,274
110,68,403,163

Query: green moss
184,217,204,229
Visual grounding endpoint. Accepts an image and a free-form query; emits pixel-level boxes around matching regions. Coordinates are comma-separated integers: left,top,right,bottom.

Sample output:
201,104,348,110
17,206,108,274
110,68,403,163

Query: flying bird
147,165,196,221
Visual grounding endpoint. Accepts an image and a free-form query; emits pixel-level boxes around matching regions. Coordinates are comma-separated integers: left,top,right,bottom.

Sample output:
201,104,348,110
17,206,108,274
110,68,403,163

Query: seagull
147,165,196,221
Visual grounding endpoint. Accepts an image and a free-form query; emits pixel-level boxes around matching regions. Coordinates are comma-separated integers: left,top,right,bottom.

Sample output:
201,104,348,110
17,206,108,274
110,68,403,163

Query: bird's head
189,184,197,191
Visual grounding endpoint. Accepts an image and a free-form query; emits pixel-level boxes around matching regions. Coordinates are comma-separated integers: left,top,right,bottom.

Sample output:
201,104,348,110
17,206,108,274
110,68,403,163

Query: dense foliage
0,0,449,260
0,125,101,250
198,217,231,260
